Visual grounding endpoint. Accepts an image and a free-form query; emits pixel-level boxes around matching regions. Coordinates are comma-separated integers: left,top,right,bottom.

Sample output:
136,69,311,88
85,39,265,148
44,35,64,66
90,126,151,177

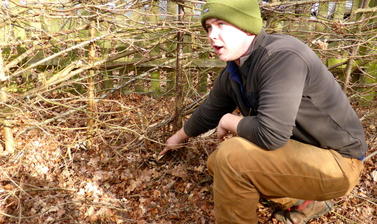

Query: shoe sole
274,201,334,224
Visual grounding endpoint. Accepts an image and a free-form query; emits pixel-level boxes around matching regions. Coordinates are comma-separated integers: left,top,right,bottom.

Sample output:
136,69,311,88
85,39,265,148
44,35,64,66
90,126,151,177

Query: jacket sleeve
184,71,236,137
237,51,308,150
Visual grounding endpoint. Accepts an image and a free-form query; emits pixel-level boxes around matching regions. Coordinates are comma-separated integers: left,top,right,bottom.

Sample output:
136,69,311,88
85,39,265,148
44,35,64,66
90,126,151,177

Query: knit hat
201,0,263,35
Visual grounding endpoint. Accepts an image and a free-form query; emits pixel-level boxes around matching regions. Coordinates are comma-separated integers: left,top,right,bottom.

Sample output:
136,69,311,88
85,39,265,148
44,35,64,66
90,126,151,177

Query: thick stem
87,20,97,150
0,49,14,155
173,3,185,131
343,45,359,93
3,118,15,155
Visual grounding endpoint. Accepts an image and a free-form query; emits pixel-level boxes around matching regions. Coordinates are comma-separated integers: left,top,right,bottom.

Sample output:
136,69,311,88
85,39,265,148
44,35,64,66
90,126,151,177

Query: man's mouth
213,45,223,53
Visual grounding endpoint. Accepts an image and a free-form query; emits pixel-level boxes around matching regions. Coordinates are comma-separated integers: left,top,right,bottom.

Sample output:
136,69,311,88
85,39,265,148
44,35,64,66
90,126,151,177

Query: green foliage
150,71,161,96
327,57,348,69
361,62,377,101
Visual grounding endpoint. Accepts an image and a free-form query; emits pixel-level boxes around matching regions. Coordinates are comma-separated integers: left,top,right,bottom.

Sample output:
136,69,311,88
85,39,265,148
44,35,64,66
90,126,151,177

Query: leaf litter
0,93,375,223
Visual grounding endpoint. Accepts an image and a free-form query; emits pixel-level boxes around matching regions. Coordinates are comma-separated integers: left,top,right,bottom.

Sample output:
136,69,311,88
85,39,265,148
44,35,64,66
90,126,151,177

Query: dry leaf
372,170,377,182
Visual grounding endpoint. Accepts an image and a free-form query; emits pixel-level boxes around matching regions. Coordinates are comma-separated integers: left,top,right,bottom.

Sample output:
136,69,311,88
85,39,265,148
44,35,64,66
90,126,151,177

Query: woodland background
0,0,376,223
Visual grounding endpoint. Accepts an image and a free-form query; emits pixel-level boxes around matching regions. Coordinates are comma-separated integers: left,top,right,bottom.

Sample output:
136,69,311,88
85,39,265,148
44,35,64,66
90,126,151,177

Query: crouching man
161,0,367,223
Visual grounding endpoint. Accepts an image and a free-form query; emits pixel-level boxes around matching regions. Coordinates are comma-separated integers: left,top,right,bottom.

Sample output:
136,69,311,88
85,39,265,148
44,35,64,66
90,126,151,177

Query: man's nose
209,27,219,40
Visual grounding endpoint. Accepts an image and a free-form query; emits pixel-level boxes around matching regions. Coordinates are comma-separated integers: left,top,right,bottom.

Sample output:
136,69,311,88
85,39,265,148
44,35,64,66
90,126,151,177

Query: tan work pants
207,137,363,224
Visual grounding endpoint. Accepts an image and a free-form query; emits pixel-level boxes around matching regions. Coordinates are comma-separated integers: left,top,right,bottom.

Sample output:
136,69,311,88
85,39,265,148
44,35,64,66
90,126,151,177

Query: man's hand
217,113,242,139
160,128,189,155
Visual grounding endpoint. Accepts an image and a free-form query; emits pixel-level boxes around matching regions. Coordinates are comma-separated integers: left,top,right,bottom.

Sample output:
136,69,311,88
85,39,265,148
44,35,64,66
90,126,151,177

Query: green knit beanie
201,0,263,35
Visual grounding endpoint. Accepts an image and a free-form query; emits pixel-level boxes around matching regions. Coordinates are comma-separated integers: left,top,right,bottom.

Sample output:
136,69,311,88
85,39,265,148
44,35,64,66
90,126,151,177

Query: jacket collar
249,30,267,53
238,30,267,66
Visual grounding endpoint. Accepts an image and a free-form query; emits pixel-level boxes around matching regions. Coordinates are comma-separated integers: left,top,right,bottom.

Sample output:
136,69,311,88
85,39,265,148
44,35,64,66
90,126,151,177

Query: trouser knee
207,137,254,176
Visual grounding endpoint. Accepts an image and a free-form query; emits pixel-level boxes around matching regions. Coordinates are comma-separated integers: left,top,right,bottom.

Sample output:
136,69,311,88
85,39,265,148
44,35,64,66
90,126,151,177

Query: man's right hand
160,128,189,155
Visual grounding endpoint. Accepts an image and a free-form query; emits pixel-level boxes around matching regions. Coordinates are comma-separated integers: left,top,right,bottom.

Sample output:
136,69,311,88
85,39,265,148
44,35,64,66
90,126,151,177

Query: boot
274,200,334,224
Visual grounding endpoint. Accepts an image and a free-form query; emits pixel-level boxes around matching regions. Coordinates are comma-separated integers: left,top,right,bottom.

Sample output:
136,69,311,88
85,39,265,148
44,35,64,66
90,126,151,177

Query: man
161,0,367,223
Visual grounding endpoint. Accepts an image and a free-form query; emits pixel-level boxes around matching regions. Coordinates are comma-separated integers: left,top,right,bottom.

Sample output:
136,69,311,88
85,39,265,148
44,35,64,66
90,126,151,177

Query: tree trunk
87,20,97,150
3,117,14,155
0,49,14,155
173,3,185,131
0,49,5,82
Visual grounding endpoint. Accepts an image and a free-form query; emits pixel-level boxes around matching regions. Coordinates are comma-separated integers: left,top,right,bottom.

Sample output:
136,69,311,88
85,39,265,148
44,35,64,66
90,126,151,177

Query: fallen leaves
371,170,377,182
0,94,375,224
125,169,157,194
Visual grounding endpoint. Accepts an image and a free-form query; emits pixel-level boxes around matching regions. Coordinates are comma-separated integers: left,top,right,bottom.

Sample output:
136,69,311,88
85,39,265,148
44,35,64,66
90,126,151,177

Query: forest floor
0,93,376,224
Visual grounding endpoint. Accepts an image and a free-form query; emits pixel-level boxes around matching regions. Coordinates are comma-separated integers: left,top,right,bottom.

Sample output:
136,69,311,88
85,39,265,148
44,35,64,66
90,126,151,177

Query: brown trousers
207,137,363,224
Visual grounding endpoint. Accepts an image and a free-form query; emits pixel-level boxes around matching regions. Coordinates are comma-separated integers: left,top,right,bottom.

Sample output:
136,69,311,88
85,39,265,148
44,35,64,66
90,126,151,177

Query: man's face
205,18,255,62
